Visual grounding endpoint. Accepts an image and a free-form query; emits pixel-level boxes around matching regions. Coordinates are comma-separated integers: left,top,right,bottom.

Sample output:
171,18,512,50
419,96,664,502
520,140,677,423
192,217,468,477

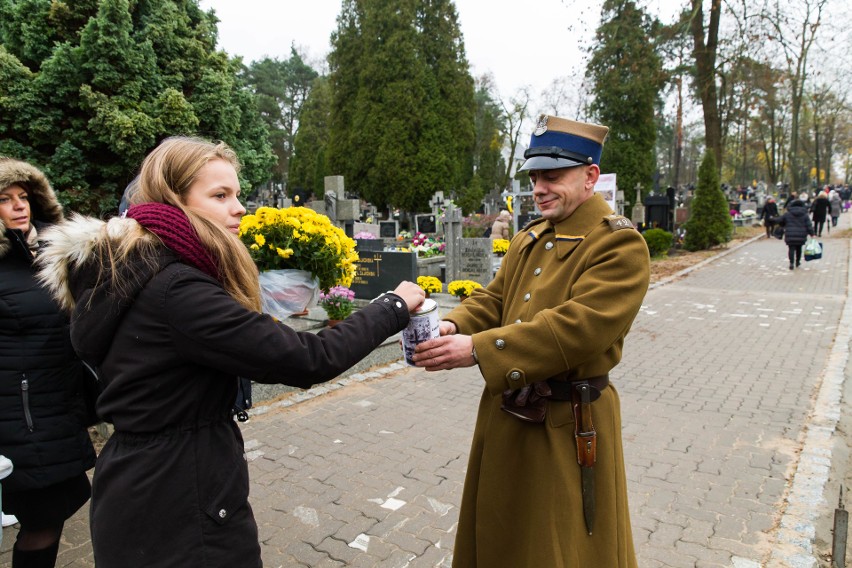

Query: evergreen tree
290,76,332,198
472,76,506,198
586,0,665,211
0,0,274,215
246,49,319,185
683,151,732,251
328,0,474,211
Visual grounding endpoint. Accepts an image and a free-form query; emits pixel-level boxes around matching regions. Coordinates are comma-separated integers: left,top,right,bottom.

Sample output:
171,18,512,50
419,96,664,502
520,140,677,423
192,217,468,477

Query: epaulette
604,214,635,231
521,216,547,232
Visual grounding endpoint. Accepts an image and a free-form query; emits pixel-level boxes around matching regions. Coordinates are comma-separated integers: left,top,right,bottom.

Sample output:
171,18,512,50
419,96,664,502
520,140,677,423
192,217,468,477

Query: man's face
529,165,599,224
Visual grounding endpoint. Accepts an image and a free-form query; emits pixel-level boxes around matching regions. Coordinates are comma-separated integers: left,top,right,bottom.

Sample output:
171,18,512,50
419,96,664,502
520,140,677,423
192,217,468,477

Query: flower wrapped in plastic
239,207,359,318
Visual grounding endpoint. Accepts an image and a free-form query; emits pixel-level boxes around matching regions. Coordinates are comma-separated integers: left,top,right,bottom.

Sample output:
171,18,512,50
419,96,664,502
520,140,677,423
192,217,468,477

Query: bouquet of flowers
239,206,358,291
448,279,483,299
492,239,510,255
319,286,356,320
416,276,442,295
410,232,445,257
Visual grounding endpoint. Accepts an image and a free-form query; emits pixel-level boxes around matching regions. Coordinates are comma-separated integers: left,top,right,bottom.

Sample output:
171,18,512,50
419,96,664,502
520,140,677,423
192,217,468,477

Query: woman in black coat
778,199,815,270
37,137,425,568
0,158,96,567
760,197,779,238
810,191,830,237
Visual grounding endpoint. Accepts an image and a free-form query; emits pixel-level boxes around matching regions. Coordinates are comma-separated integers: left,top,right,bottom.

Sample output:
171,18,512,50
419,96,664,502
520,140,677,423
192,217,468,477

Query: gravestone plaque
379,220,398,238
457,238,493,286
353,222,380,237
351,251,417,299
415,214,437,234
355,238,383,252
516,213,541,230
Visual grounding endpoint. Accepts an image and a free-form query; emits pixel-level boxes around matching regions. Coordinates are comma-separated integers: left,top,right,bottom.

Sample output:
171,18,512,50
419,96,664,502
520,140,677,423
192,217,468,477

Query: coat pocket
201,457,250,526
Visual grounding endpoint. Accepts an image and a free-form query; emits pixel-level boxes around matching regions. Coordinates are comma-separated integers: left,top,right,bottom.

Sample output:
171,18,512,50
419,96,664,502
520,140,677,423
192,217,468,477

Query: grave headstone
631,184,645,228
457,238,493,286
441,204,464,283
350,250,417,299
379,220,398,239
415,214,437,234
353,222,381,238
307,201,327,215
516,213,541,230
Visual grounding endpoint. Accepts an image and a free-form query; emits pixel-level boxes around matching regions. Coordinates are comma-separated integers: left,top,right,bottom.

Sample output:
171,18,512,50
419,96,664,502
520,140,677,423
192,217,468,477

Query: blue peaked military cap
519,114,610,172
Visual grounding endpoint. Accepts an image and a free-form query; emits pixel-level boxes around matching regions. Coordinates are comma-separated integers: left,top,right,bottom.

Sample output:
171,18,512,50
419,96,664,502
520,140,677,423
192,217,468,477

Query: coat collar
518,193,613,258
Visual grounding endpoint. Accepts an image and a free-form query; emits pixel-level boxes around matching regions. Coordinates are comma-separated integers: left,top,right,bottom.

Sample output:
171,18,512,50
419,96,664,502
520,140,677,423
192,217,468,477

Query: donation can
401,298,440,366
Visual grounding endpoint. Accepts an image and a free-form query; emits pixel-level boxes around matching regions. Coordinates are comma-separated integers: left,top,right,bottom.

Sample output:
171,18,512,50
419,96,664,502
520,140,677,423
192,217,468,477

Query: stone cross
441,203,464,283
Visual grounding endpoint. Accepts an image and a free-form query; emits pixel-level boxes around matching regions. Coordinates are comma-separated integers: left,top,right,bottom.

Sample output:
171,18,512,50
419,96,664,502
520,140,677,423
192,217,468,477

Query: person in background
489,209,512,240
760,197,779,238
36,137,425,568
0,158,96,568
412,115,649,567
778,195,815,270
809,189,829,237
829,189,841,228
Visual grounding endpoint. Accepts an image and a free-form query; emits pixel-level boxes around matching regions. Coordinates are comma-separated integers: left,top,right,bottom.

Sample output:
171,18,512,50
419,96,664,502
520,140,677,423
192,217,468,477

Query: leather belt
500,374,609,422
546,375,609,401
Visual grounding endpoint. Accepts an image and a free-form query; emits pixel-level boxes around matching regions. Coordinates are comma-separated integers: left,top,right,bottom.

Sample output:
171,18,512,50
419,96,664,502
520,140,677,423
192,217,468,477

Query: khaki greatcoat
445,193,649,567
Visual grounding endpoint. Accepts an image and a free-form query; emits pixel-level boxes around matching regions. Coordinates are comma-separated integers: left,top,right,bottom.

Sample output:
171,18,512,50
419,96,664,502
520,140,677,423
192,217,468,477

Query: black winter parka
779,200,814,246
0,158,95,493
37,214,411,568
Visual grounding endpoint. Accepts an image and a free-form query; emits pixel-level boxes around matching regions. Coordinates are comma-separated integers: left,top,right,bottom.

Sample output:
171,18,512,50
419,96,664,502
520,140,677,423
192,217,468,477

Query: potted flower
416,276,442,297
319,286,356,326
448,279,483,301
492,238,510,256
239,207,359,319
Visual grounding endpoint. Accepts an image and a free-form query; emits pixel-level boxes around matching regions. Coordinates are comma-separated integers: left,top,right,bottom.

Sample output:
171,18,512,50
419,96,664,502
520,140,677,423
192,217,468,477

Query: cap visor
518,155,584,172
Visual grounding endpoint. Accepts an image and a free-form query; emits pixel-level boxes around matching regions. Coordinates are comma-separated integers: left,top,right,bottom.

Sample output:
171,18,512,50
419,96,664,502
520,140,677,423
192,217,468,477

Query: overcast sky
198,0,683,107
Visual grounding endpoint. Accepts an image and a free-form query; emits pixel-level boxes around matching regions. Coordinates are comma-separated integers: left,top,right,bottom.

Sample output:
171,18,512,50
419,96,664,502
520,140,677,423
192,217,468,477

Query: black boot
12,541,59,568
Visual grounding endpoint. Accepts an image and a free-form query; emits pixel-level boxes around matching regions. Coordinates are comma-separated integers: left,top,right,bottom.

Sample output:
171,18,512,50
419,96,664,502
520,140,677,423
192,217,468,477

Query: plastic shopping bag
258,269,319,320
804,238,823,261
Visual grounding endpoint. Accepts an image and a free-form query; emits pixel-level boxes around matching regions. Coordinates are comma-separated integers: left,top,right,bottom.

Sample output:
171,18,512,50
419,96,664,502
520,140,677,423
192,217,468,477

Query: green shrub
682,151,733,251
642,228,673,257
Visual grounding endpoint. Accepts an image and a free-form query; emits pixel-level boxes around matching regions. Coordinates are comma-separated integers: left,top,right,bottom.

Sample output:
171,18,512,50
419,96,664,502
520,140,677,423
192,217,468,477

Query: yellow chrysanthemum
254,234,266,247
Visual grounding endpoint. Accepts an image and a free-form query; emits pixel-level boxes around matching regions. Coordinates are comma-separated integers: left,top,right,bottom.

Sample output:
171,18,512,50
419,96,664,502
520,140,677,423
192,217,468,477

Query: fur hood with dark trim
0,157,63,259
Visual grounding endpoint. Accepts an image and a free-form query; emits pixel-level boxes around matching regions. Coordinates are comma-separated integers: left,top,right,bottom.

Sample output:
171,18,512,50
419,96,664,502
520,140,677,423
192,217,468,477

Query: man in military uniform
412,115,649,567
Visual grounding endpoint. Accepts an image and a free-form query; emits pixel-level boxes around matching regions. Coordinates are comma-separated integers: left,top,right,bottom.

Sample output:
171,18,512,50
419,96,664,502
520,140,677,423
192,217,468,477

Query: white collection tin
401,298,440,366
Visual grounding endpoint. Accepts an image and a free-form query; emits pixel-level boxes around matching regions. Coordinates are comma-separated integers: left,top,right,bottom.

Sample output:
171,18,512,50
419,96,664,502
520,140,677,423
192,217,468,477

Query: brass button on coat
495,339,506,349
545,242,554,250
509,371,521,381
524,293,531,302
534,268,542,276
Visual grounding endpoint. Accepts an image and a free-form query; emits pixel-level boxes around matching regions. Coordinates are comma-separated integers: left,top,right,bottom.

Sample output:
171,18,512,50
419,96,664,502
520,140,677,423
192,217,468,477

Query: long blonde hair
129,136,261,312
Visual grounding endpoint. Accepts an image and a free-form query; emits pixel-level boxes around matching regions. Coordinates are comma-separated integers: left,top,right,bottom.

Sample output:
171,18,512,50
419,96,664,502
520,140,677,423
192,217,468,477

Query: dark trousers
788,244,803,266
814,220,825,236
764,222,775,237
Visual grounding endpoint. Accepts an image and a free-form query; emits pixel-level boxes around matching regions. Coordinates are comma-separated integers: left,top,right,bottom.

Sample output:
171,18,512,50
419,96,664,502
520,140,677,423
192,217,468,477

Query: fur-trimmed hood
36,214,176,364
0,157,63,259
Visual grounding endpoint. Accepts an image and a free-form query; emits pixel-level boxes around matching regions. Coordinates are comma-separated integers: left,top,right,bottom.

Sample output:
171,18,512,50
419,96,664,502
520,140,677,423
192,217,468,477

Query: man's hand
411,334,475,371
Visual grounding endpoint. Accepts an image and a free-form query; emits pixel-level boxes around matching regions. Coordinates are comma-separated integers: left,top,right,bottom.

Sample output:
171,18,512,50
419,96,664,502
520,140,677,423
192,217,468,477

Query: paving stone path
3,217,848,567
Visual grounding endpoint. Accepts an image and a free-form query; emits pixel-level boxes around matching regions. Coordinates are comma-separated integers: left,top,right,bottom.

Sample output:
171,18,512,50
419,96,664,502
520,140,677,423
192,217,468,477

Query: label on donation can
401,298,440,366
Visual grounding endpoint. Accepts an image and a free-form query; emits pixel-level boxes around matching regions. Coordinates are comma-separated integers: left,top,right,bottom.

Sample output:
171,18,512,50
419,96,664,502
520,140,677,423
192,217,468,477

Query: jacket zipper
22,376,34,431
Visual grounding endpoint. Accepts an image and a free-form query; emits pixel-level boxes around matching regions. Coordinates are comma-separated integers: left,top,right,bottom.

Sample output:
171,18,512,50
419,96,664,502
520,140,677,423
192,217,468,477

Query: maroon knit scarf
125,203,220,281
